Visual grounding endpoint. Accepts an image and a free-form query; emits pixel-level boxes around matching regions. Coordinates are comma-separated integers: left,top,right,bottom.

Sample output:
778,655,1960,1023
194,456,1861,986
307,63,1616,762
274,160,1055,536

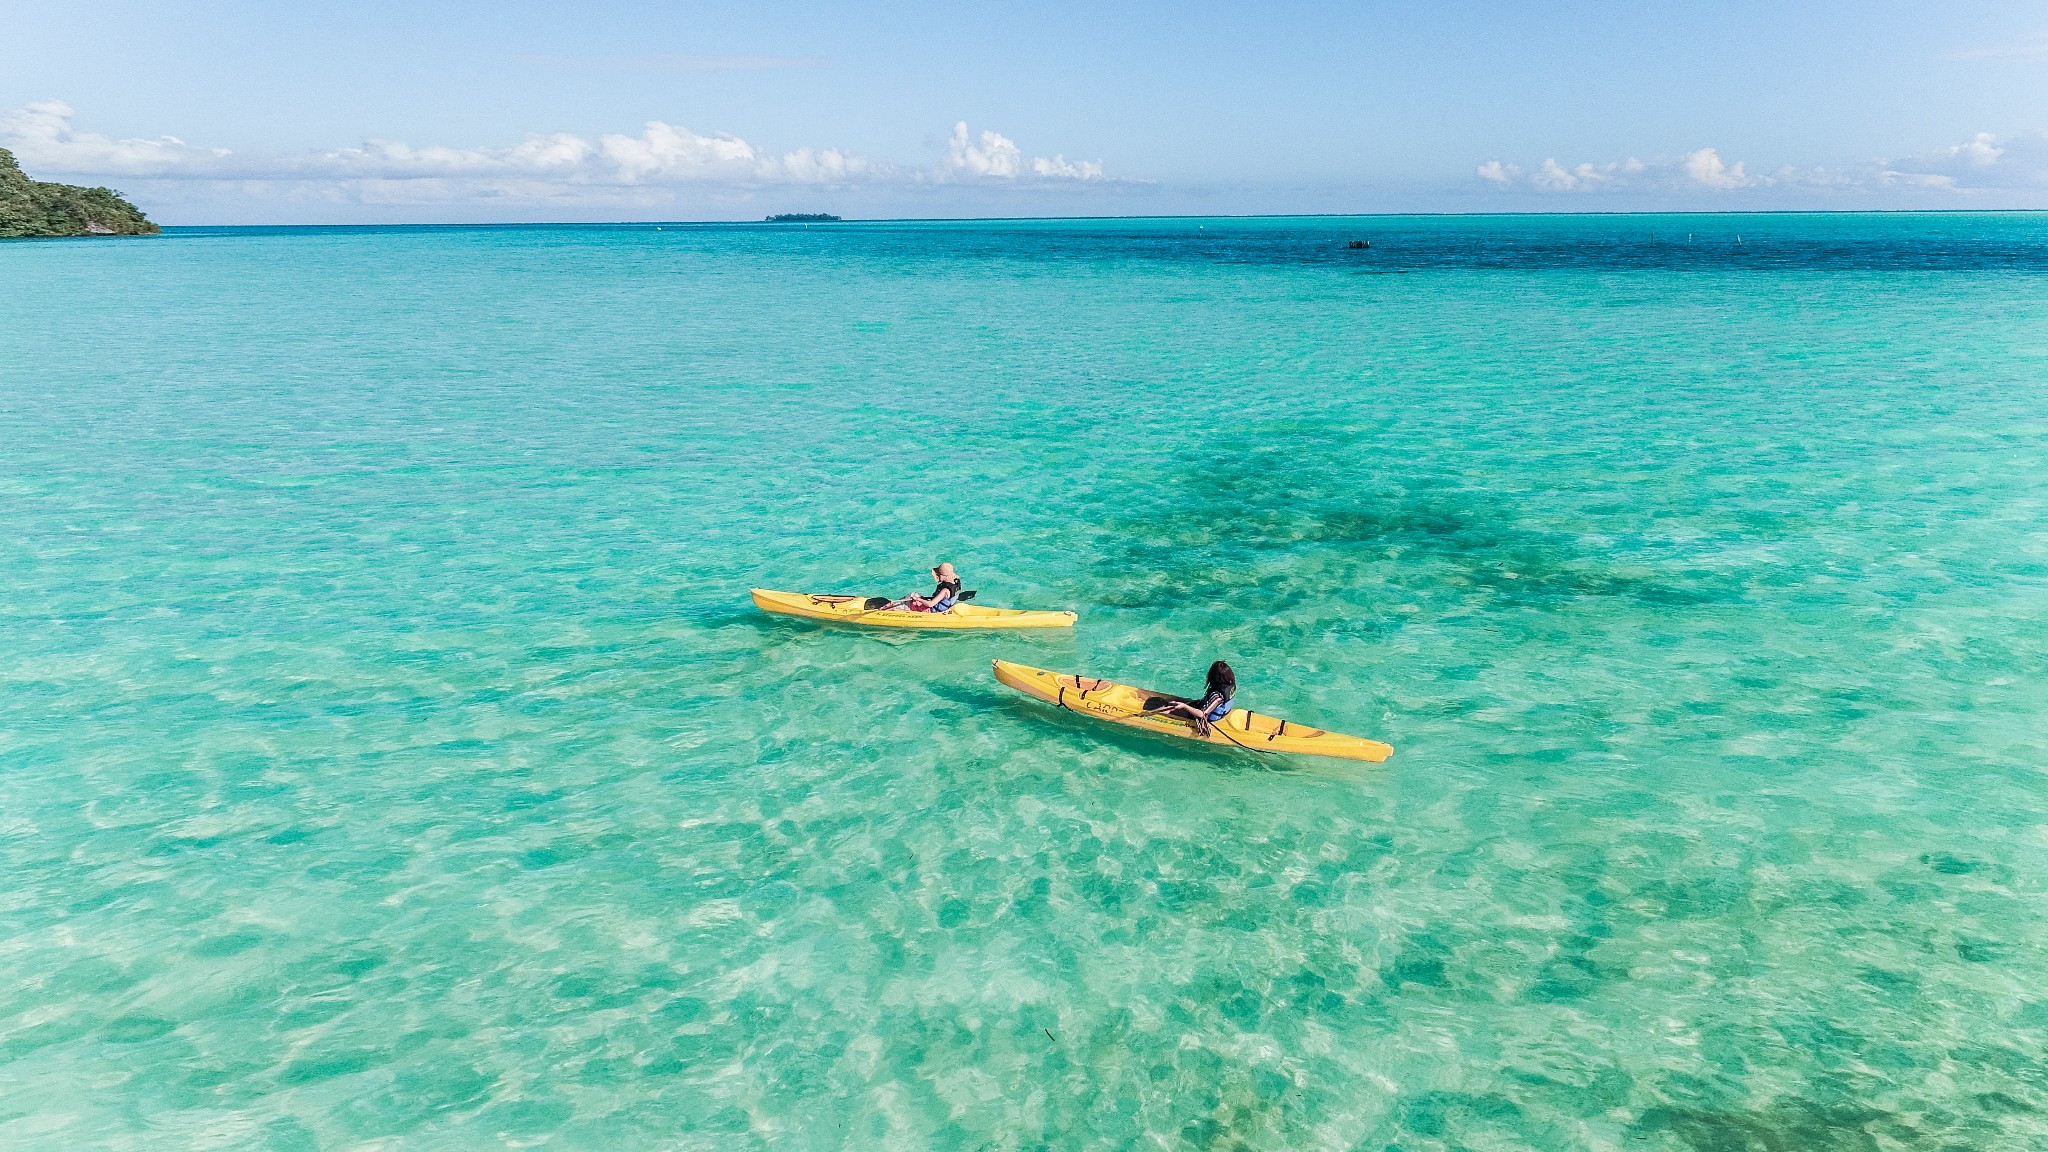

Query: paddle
1055,682,1276,756
855,589,977,615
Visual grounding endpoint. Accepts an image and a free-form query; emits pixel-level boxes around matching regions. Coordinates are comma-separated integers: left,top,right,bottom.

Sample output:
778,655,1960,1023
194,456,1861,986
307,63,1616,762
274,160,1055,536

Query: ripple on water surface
2,215,2048,1150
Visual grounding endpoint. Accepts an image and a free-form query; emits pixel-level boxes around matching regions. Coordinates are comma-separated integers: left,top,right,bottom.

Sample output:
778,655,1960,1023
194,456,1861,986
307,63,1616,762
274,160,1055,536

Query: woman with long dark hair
1142,660,1236,737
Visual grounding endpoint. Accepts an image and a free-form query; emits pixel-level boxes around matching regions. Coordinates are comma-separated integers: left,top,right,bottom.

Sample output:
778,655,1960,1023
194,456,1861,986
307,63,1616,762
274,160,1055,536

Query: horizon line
143,206,2048,231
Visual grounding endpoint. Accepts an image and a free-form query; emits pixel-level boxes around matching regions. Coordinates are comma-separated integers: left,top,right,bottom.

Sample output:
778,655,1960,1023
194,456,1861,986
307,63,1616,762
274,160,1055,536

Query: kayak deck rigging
993,659,1392,762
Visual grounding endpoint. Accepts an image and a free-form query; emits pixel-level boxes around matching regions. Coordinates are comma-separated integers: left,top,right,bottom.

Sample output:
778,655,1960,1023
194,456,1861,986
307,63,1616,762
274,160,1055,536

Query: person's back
888,562,963,613
927,564,963,612
1194,661,1236,722
1144,660,1237,736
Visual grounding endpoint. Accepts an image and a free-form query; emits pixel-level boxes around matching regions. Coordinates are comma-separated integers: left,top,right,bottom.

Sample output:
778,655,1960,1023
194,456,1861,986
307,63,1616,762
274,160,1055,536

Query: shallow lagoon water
4,215,2048,1150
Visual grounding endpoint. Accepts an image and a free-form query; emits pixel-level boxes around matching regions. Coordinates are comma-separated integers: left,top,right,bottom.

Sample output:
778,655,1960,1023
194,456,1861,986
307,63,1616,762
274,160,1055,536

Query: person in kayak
1143,660,1236,737
888,563,963,613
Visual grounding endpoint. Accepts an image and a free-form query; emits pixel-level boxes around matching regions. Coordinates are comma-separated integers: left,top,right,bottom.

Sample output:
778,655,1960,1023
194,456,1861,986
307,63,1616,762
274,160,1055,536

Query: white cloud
1477,132,2048,197
778,146,868,183
1531,158,1577,191
1476,149,1729,193
942,121,1101,182
315,133,594,178
1948,131,2003,166
1880,131,2048,189
295,122,872,186
0,102,1103,204
1683,147,1752,189
0,100,229,176
1878,171,1956,189
946,122,1022,178
597,123,765,181
1031,154,1104,180
1523,156,1649,191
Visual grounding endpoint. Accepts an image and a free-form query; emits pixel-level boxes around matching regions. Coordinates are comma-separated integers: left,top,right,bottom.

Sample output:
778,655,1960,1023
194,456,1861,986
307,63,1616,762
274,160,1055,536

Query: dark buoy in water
1346,240,1369,249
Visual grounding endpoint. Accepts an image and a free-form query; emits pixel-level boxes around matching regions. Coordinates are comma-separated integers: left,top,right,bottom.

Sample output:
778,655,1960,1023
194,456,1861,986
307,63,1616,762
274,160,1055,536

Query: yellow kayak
751,588,1077,630
992,659,1393,762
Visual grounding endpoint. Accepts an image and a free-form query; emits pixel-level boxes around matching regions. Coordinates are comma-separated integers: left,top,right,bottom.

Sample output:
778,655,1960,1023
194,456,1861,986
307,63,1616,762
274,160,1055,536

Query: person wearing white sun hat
886,562,964,613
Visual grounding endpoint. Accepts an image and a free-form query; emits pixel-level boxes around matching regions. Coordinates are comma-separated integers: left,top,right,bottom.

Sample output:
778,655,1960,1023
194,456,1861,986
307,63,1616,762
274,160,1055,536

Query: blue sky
5,0,2046,222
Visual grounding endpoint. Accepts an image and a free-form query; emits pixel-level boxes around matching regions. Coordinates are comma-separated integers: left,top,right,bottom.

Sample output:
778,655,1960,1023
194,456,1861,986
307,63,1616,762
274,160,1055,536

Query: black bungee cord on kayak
1053,679,1281,756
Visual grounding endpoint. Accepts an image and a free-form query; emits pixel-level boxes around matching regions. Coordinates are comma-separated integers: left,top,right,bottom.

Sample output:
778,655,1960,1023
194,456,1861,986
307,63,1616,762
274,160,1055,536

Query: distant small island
1,147,158,238
765,213,841,223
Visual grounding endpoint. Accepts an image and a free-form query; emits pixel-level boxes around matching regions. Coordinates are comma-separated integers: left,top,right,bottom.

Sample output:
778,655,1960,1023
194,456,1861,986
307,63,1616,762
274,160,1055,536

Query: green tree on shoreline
0,147,158,238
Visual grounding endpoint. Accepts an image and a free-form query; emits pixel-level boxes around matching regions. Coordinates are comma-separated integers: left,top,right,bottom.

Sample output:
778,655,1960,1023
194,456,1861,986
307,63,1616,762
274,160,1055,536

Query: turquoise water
4,214,2048,1150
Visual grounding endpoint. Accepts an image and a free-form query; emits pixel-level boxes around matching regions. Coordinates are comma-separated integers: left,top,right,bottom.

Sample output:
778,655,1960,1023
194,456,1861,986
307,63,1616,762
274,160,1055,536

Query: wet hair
1206,660,1236,699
